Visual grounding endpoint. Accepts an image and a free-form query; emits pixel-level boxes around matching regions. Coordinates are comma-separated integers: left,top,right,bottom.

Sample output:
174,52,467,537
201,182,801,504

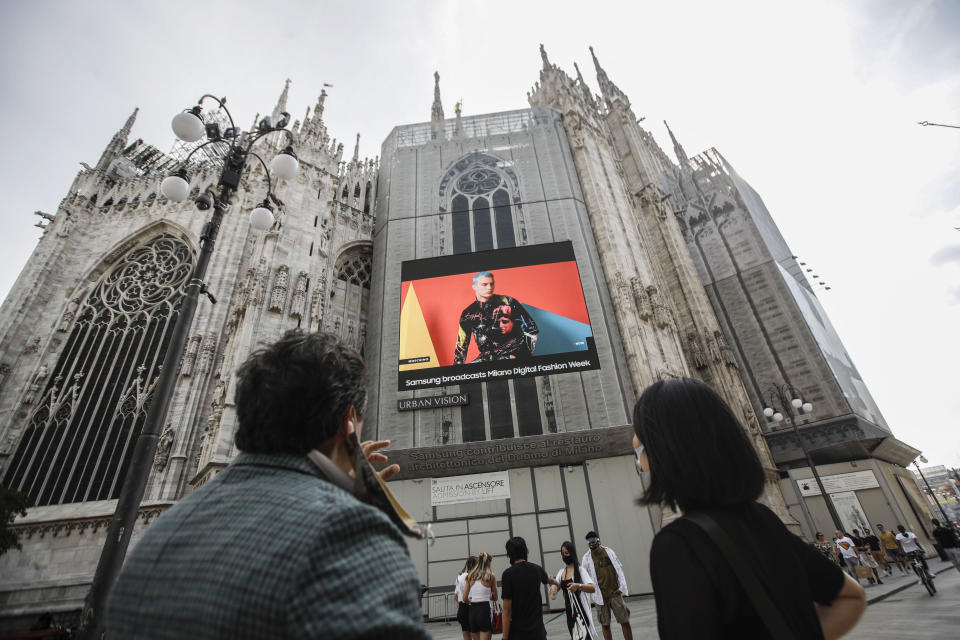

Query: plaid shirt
106,453,429,639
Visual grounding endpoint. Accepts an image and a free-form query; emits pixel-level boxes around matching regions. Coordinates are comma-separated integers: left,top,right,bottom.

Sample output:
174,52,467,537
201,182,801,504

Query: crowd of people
98,330,959,639
820,520,960,585
453,531,634,640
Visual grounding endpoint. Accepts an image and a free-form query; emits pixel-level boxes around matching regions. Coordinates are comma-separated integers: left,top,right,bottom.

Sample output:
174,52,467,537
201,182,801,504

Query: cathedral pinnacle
431,71,445,122
271,78,291,124
664,120,690,168
94,107,139,174
539,44,551,70
572,63,593,104
121,107,139,137
589,46,630,111
589,46,608,86
316,88,327,118
352,133,360,164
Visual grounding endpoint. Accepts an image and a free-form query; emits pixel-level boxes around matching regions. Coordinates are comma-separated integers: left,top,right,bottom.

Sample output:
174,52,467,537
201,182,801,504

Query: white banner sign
431,471,511,506
797,470,879,497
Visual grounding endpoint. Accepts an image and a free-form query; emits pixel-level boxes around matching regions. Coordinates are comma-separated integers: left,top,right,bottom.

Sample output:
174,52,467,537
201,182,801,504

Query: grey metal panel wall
373,107,631,448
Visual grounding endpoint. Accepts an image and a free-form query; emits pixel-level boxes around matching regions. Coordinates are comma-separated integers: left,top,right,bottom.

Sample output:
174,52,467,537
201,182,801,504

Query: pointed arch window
438,152,523,255
4,233,194,506
325,245,372,353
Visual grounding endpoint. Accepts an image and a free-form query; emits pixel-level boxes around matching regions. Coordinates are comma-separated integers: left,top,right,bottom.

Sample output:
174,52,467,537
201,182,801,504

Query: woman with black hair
633,377,866,639
550,541,597,640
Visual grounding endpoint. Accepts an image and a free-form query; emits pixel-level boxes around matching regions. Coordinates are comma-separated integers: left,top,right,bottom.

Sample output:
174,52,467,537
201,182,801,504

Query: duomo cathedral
0,46,921,629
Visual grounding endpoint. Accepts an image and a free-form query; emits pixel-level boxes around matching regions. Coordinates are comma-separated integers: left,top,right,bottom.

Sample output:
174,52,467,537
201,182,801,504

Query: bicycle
907,551,936,596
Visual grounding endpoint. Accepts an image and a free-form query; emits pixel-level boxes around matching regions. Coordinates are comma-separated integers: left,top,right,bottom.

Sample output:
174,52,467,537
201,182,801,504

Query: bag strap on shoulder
684,511,796,640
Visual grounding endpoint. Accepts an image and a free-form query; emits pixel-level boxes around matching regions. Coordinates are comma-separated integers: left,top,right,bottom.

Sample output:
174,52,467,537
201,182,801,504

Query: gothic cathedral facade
0,48,903,627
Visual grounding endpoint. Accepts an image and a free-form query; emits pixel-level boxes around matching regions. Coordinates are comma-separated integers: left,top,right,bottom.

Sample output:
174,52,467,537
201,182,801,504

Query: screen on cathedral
397,241,600,391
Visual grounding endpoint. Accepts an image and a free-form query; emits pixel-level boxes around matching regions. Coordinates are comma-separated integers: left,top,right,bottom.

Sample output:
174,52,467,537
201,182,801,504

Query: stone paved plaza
424,558,959,639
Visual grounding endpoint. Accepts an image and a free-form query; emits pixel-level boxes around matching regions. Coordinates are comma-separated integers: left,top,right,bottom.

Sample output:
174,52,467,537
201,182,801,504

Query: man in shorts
580,531,633,640
896,524,928,572
877,523,907,574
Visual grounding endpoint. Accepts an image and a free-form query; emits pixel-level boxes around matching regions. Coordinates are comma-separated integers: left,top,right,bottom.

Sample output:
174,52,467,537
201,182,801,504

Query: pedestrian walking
551,541,597,640
835,531,860,580
500,536,561,640
813,532,836,563
931,518,960,572
632,377,866,639
851,529,882,584
861,527,889,576
580,531,632,640
104,330,430,639
465,551,499,640
876,523,908,574
456,556,479,640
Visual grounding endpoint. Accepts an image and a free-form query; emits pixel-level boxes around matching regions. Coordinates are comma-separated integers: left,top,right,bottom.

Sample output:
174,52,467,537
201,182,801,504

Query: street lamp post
77,95,298,639
762,384,845,533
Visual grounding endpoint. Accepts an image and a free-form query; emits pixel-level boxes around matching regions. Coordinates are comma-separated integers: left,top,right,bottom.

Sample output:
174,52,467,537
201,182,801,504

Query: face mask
562,555,575,565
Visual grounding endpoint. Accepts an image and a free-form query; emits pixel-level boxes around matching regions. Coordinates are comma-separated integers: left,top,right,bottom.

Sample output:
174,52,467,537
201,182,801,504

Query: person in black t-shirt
500,536,560,640
850,529,882,585
931,518,960,572
632,377,867,639
862,527,889,577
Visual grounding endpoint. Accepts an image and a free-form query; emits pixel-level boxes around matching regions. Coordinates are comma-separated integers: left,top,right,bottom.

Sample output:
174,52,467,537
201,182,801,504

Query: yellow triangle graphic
399,283,439,371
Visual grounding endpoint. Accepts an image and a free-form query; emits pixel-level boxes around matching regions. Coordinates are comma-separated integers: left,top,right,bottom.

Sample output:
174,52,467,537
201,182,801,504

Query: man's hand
360,439,400,481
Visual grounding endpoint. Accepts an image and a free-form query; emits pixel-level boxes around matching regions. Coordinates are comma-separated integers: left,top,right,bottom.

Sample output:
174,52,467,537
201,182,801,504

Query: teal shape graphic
525,305,592,356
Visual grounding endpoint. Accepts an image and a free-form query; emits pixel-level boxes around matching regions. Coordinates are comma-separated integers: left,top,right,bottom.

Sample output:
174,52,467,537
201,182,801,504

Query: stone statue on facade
633,278,652,320
196,337,216,375
290,271,308,320
687,333,707,370
181,335,201,377
707,334,723,364
154,424,174,472
23,364,49,405
58,297,80,332
269,265,289,312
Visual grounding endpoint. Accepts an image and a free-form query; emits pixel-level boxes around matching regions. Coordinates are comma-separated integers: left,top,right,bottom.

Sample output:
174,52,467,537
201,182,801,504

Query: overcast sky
1,1,958,468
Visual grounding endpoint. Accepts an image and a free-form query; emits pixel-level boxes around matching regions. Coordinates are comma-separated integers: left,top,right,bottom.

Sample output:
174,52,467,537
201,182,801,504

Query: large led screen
398,241,600,391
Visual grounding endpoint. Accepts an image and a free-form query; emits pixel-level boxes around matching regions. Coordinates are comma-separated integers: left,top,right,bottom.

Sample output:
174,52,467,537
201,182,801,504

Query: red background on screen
400,261,590,366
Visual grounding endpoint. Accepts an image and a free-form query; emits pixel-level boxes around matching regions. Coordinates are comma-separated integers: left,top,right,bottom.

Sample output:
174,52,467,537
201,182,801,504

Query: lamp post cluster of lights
762,383,844,532
78,95,298,639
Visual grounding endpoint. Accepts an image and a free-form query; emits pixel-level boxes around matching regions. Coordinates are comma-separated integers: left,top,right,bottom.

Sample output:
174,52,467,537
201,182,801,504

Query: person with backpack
632,377,866,639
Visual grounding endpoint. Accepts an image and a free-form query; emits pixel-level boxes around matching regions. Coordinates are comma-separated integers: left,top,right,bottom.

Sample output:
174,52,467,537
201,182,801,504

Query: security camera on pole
77,94,298,639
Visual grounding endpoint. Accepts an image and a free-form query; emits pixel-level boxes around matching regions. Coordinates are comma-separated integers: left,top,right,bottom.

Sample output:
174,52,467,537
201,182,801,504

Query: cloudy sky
1,1,958,467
